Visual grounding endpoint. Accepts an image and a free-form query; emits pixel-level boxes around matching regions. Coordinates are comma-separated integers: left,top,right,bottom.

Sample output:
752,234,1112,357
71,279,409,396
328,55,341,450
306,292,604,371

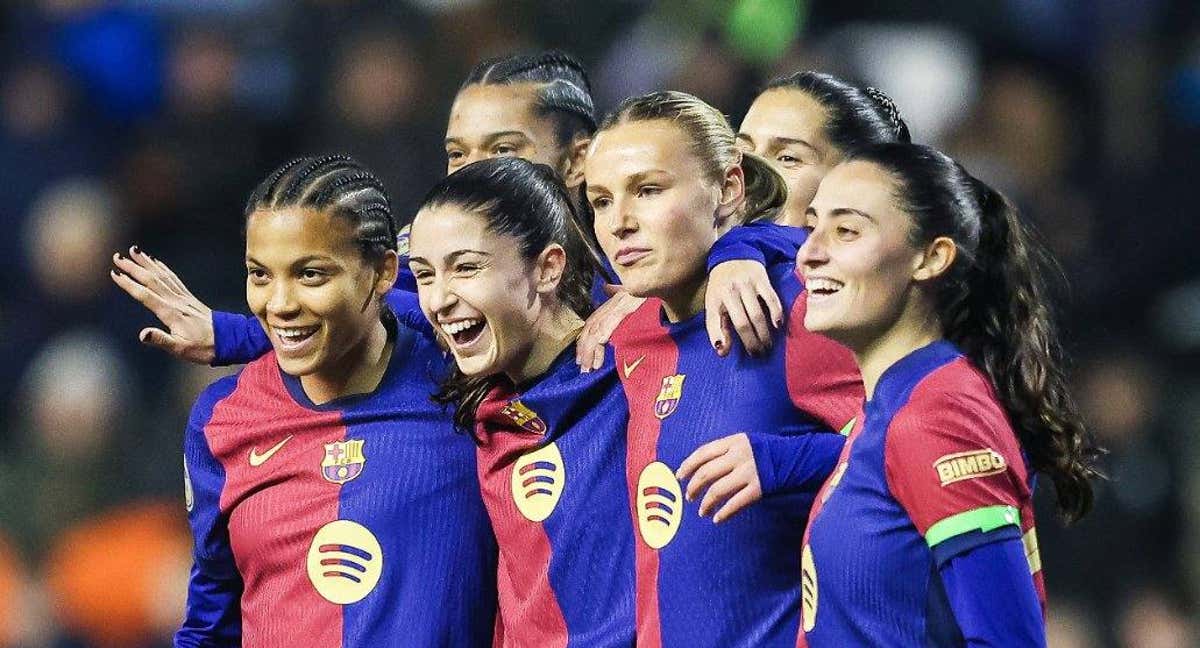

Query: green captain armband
924,505,1020,548
837,418,856,436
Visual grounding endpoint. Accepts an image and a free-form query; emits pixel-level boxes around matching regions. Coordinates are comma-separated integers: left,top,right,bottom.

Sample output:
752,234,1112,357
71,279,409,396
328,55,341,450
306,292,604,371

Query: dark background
0,1,1196,646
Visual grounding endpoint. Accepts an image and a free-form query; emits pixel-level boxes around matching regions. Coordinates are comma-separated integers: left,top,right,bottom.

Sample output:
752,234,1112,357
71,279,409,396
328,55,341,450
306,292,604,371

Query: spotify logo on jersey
636,461,683,549
306,520,383,604
511,443,565,522
801,544,818,632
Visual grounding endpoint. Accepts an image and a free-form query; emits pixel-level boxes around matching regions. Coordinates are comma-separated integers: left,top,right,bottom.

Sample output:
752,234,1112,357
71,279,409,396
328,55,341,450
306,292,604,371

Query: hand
704,260,783,358
676,433,763,523
110,246,216,364
575,286,645,372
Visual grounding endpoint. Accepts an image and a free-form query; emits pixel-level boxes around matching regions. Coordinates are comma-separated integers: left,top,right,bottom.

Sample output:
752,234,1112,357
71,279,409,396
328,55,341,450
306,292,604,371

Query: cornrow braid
245,155,397,263
765,71,911,152
864,87,911,143
463,49,596,143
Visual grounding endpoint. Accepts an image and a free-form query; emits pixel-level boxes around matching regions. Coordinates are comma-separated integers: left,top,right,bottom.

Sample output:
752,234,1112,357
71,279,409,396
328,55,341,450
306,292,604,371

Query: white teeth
807,278,843,293
439,319,482,336
273,326,318,341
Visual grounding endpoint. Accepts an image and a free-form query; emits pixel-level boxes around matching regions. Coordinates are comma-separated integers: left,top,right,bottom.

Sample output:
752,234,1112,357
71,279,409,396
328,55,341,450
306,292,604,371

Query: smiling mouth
273,325,319,350
806,277,844,299
440,318,487,348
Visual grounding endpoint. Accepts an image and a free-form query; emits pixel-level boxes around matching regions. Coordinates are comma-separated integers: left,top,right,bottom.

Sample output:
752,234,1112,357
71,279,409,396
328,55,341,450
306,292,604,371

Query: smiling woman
169,155,498,647
408,157,638,645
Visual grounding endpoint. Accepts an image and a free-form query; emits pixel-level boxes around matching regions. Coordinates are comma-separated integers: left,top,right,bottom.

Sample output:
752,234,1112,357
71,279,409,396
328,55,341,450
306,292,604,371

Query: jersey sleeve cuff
925,505,1021,549
706,240,767,272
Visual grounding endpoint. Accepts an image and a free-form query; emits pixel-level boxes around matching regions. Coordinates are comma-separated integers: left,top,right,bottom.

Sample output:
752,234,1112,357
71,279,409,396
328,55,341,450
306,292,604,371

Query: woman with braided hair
166,155,497,647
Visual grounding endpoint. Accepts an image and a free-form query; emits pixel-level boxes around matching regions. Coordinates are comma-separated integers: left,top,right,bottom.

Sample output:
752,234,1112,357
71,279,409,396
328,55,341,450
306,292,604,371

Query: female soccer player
158,155,497,647
700,71,913,356
408,156,637,646
584,90,862,646
796,143,1098,646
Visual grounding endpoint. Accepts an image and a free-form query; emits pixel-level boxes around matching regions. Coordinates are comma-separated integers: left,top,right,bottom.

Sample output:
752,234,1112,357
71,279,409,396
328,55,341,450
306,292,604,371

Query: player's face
797,160,926,349
737,88,837,227
586,120,735,318
408,205,547,379
245,208,394,379
445,83,568,177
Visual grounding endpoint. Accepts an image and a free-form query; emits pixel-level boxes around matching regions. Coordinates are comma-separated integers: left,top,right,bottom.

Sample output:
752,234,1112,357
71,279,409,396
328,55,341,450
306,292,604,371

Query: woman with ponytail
584,91,863,646
796,142,1099,647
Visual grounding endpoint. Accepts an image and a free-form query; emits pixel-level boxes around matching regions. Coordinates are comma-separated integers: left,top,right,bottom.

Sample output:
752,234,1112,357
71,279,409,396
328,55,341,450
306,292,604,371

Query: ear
715,164,746,226
561,135,591,188
374,249,401,294
911,236,957,282
533,243,568,295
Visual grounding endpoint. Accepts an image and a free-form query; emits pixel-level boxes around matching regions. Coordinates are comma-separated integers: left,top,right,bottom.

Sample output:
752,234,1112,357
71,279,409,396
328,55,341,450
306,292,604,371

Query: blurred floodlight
820,24,979,143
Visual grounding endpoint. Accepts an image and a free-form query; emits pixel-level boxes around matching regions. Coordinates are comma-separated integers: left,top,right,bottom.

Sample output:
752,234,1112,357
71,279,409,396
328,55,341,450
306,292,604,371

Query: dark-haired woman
796,143,1098,646
408,156,636,646
701,71,913,355
584,91,861,647
157,156,497,647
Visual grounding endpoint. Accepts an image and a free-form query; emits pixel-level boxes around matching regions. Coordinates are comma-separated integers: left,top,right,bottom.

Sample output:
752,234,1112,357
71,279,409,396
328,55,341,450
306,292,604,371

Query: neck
507,302,585,386
661,271,708,323
301,318,392,405
853,297,942,400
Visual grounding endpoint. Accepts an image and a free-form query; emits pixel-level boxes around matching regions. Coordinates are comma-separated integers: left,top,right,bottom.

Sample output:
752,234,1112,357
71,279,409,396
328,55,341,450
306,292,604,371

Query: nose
266,279,300,319
424,275,458,315
797,227,829,272
604,197,637,239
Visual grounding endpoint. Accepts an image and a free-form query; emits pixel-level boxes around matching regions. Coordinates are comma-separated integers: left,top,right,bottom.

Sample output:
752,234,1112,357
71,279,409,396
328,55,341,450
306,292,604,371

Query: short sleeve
884,388,1029,558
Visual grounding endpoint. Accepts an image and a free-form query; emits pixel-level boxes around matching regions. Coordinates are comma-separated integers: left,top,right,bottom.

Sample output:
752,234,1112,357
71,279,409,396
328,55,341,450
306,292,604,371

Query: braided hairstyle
765,71,911,151
847,142,1100,522
245,154,398,264
462,50,596,147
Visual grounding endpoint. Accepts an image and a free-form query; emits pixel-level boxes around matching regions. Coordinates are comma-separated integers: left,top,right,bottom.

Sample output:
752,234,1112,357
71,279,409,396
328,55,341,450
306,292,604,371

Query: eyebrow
830,207,876,223
444,131,532,147
408,249,492,266
245,254,338,266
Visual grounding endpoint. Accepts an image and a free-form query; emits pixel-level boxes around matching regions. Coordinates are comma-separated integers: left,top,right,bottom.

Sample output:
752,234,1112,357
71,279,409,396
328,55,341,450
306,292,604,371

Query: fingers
110,269,173,316
757,273,785,330
704,296,731,356
112,252,164,293
676,438,729,482
736,284,774,352
712,484,762,524
698,471,750,518
723,288,767,355
575,293,644,371
139,327,179,351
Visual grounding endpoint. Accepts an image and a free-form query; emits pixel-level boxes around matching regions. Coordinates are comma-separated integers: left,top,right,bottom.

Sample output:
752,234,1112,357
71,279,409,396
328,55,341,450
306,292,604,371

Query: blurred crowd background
0,0,1197,646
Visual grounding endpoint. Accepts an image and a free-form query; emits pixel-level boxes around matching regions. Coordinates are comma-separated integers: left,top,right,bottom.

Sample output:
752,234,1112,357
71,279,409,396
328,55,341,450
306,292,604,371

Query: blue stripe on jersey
178,372,243,646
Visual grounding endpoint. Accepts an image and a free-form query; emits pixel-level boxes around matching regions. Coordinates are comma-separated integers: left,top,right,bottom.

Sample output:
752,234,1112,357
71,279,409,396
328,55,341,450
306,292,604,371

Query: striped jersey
609,260,862,647
801,340,1044,646
474,348,635,647
177,323,498,647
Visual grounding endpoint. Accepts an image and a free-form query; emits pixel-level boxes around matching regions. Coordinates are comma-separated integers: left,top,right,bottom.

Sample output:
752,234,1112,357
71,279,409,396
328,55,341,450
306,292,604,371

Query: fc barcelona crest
654,374,686,419
501,399,548,434
322,439,366,484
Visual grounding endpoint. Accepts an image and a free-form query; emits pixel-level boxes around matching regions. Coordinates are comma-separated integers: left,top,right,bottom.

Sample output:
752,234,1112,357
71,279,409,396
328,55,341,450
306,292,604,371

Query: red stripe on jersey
205,358,347,647
784,289,864,429
609,299,677,648
475,391,569,648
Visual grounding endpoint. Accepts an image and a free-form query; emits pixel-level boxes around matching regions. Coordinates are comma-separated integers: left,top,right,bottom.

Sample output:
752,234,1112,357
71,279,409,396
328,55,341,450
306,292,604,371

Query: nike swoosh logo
249,435,293,467
623,355,646,378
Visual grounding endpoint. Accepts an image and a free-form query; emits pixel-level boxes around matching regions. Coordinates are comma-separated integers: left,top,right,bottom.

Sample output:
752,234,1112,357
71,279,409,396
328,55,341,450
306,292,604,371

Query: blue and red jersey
474,348,635,647
177,323,498,647
608,260,862,648
801,340,1045,647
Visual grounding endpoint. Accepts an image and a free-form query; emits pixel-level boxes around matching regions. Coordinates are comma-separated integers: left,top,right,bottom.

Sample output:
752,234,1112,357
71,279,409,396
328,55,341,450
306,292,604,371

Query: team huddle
110,51,1099,647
